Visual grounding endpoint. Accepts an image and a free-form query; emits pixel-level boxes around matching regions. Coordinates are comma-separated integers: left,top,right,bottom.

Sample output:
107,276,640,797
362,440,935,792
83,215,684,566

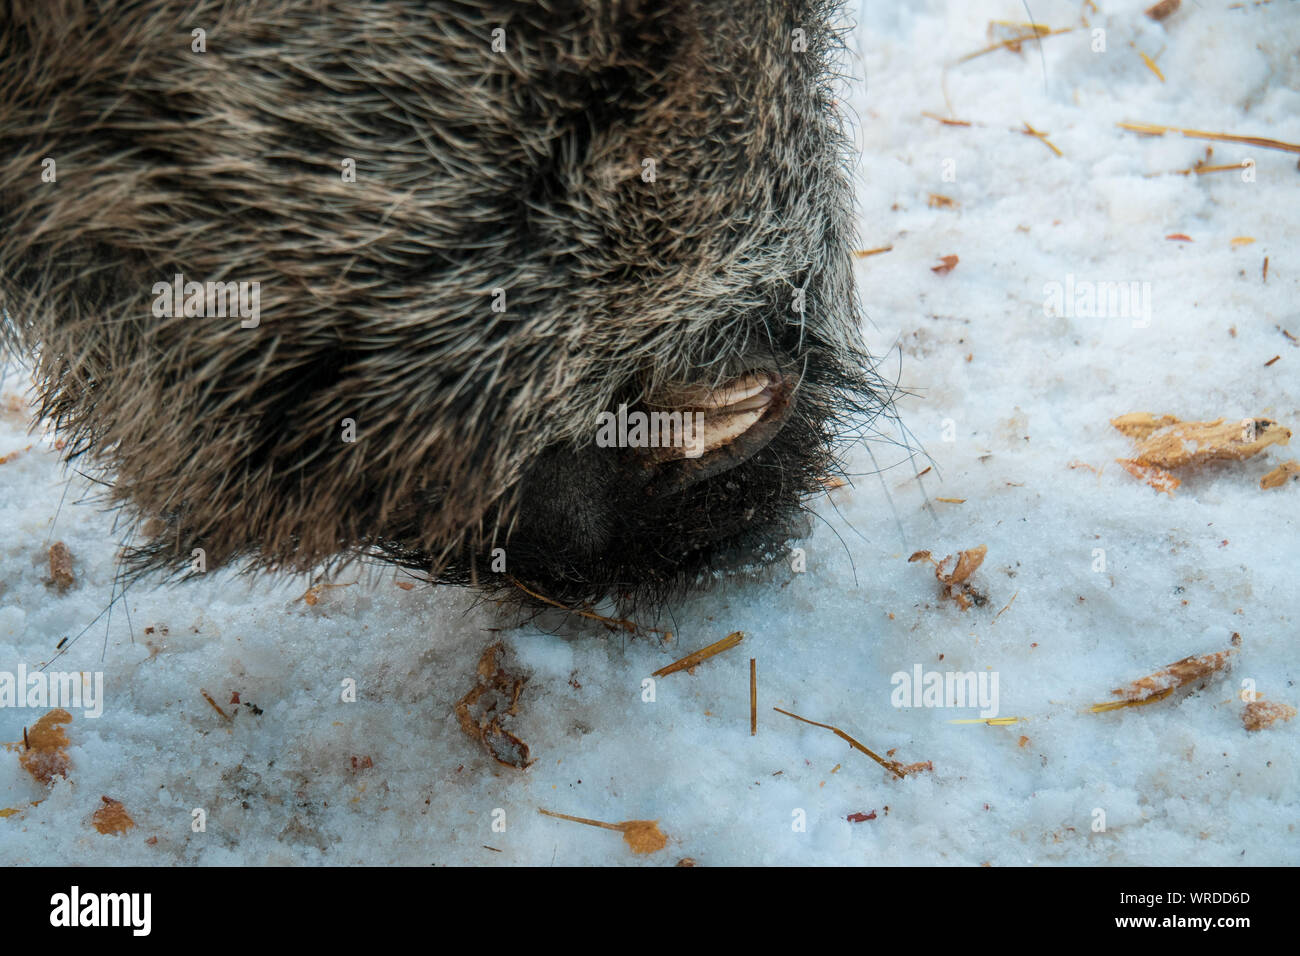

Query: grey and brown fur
0,0,891,609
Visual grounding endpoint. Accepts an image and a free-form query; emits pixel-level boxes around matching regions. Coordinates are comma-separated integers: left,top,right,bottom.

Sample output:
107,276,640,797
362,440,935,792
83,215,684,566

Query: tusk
642,370,786,462
652,371,775,411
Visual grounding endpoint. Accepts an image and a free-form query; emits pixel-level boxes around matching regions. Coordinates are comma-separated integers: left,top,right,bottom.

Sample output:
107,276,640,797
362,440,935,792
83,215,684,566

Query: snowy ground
1,0,1297,866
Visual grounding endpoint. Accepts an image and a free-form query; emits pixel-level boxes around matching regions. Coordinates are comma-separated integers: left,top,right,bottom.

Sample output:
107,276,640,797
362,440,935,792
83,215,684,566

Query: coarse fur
0,0,892,611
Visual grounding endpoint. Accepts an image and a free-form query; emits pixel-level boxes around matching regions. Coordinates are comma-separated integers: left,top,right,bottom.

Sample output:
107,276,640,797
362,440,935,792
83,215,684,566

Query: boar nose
641,367,797,498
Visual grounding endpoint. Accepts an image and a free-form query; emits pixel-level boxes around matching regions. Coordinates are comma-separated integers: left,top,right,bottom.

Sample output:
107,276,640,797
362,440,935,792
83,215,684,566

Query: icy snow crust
1,0,1296,865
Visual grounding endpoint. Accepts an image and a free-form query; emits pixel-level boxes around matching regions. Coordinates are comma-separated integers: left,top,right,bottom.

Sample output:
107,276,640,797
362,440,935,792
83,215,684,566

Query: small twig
773,707,906,780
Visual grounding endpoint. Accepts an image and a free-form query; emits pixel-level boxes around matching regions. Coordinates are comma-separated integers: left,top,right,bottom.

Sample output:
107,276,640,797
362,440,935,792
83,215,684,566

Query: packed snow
1,0,1296,865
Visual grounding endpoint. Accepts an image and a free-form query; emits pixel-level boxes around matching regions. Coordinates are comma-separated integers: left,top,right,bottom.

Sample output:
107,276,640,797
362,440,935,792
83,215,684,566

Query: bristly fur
0,0,892,612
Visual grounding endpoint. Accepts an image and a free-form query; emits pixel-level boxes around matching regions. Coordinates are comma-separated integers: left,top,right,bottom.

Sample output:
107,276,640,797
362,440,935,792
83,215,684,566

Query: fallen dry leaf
1116,458,1181,495
909,545,988,610
92,796,135,835
1112,414,1291,494
1260,460,1299,490
931,254,960,275
621,820,668,854
1110,413,1181,441
1243,700,1296,732
48,542,75,592
1113,413,1291,469
19,709,72,784
455,642,533,769
1146,0,1180,20
943,546,986,585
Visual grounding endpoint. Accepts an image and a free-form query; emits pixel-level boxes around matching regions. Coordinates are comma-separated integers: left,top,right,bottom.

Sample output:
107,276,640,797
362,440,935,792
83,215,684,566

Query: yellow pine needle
1138,50,1165,82
1088,687,1176,712
1118,121,1300,154
957,26,1073,63
1022,123,1063,157
652,631,744,677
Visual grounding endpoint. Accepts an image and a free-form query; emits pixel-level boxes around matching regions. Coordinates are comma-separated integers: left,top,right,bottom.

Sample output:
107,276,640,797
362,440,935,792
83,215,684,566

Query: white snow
1,0,1297,865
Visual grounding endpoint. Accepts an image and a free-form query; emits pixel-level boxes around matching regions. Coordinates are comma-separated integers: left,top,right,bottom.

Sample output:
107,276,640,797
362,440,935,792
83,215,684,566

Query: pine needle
956,26,1073,63
750,658,758,736
1022,122,1063,156
652,631,744,677
506,576,666,638
772,707,910,779
1118,121,1300,154
921,111,973,127
200,689,231,721
1137,50,1165,82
